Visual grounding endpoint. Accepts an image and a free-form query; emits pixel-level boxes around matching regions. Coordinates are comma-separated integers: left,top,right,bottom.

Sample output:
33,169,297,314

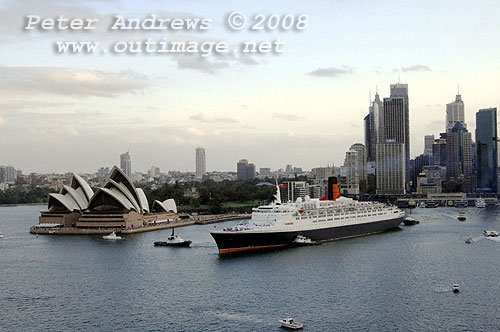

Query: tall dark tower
476,108,498,192
390,83,410,182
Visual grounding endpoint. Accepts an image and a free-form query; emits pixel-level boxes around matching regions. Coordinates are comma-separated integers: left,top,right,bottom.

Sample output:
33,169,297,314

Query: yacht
279,317,303,330
452,284,460,293
475,198,486,208
102,231,123,240
457,212,467,221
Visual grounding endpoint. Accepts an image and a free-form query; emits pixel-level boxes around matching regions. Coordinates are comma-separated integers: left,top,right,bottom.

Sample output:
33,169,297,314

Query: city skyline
2,1,500,173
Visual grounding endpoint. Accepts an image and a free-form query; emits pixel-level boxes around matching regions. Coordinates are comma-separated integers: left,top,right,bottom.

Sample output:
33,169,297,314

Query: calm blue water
1,205,500,331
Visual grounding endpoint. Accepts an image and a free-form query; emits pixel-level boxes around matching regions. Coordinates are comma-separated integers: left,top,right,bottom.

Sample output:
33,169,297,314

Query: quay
193,214,251,225
30,218,195,235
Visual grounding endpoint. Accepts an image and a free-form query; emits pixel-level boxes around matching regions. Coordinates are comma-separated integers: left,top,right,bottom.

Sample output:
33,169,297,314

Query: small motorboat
417,202,426,208
0,232,3,238
465,237,473,244
293,235,315,245
154,228,191,247
452,283,460,293
102,231,123,240
483,230,499,237
403,216,419,226
457,212,467,221
475,198,486,208
279,317,303,330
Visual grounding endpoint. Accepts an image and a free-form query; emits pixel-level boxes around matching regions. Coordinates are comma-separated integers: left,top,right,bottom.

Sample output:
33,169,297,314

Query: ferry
210,177,405,254
425,200,440,208
454,200,468,208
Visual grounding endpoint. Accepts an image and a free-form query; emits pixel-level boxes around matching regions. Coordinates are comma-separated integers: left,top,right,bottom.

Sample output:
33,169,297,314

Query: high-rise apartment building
120,151,131,177
476,108,498,192
195,147,206,177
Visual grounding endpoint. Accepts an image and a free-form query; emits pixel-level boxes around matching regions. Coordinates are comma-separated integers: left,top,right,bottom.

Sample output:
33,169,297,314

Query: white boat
279,317,303,330
417,202,426,208
0,232,3,238
293,235,315,245
452,284,460,293
475,198,486,208
102,231,123,240
457,212,466,221
483,230,498,237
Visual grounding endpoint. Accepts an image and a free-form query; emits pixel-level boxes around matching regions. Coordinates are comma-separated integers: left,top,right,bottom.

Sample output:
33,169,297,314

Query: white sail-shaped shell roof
72,174,94,202
61,185,88,210
104,179,141,213
152,198,177,213
48,193,81,212
106,166,144,212
48,173,94,212
137,188,150,213
87,187,138,212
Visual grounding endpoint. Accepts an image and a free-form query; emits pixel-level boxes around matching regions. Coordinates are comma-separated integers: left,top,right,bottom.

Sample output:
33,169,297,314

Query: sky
1,0,500,174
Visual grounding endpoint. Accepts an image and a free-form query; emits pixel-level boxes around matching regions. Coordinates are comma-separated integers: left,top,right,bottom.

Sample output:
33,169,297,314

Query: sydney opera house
31,166,189,235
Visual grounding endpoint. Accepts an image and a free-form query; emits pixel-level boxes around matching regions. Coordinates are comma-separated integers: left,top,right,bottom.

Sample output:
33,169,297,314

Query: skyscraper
343,149,360,195
476,108,498,192
120,151,131,177
364,91,383,162
390,83,410,181
195,147,206,177
376,141,406,195
237,159,256,180
446,94,465,130
446,122,473,181
237,159,248,180
424,135,434,156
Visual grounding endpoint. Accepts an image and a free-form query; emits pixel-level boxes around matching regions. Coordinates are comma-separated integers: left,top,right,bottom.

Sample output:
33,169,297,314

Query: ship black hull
210,217,403,254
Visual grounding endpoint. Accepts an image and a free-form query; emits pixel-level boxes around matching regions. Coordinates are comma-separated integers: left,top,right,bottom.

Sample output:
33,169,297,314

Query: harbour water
2,205,500,331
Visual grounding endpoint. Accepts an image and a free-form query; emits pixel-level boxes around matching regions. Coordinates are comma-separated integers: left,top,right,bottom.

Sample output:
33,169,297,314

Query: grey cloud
401,65,432,72
190,113,238,123
173,55,229,74
0,66,148,97
307,66,354,78
273,113,305,122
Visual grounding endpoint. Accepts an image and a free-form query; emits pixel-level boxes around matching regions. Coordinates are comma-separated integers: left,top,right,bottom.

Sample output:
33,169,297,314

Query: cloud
273,113,305,122
238,54,260,66
190,113,238,123
307,66,354,78
0,66,148,97
400,65,432,72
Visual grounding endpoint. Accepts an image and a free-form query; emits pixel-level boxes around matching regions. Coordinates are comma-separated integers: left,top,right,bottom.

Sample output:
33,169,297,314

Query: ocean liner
210,177,404,254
